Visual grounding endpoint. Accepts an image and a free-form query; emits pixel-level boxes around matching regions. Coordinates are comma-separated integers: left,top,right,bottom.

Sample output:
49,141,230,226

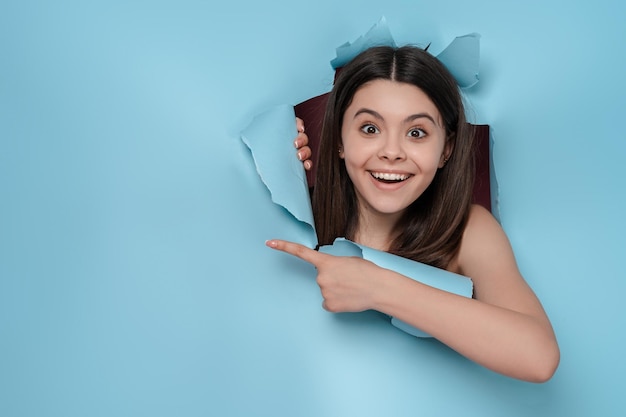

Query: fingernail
297,151,303,160
294,139,300,148
265,240,277,248
304,161,312,170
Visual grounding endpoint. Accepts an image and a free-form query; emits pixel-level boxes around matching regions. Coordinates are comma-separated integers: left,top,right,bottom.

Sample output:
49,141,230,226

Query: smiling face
340,79,450,225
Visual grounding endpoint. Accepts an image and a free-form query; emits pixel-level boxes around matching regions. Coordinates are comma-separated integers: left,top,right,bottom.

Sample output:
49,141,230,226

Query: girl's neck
352,209,403,252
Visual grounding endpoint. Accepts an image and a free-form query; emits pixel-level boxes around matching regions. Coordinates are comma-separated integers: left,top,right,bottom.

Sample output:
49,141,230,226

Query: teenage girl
267,46,559,382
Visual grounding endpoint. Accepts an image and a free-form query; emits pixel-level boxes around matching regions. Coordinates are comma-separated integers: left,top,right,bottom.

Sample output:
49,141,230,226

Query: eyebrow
353,108,440,127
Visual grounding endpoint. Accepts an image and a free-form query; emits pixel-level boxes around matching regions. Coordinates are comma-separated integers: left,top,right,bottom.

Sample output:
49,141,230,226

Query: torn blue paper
330,16,480,90
330,17,397,69
241,105,317,249
436,33,480,89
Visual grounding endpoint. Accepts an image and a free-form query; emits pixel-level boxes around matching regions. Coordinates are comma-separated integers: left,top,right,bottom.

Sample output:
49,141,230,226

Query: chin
368,203,413,218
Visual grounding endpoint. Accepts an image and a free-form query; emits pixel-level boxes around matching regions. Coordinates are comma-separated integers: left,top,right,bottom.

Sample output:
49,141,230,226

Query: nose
377,134,406,161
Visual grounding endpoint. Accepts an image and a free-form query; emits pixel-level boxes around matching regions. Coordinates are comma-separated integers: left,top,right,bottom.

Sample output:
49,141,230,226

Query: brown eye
407,128,426,138
360,124,380,135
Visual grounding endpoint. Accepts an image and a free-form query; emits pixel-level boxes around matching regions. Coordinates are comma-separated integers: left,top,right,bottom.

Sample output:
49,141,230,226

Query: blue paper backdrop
1,1,625,416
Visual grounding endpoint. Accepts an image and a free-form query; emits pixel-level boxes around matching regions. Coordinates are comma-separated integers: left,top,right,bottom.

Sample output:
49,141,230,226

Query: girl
266,46,559,382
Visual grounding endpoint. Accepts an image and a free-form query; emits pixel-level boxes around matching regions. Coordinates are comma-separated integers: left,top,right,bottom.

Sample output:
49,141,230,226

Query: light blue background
1,1,625,416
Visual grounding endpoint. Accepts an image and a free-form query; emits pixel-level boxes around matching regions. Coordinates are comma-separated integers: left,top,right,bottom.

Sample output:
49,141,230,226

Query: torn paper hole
239,17,489,337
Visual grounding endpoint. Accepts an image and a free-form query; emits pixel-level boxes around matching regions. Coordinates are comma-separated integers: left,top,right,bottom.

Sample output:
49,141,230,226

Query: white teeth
371,172,409,181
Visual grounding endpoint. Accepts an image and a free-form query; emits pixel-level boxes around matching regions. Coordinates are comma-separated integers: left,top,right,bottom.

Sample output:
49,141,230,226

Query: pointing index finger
266,239,326,267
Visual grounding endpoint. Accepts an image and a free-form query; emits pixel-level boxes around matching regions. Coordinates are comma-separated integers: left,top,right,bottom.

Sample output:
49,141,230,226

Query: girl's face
340,79,449,223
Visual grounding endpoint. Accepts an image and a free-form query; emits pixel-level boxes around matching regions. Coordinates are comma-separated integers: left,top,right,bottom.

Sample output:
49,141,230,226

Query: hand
266,239,380,312
294,117,312,171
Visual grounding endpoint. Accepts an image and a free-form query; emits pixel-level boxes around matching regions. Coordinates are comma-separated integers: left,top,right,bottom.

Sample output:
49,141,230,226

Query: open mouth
370,171,412,184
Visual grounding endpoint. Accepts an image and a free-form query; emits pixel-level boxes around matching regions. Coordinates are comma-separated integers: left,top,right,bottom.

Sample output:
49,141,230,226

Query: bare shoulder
459,204,513,270
458,205,545,315
464,204,502,237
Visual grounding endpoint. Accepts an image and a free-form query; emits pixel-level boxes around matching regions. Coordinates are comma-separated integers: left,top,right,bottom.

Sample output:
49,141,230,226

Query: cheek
341,141,370,166
407,148,442,171
343,158,360,182
342,153,367,187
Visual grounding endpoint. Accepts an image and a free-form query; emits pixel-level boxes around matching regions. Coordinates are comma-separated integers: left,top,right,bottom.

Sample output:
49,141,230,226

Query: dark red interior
295,93,491,212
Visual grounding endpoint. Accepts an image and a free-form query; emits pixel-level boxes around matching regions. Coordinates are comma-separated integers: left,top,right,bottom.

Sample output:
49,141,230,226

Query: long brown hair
312,46,475,269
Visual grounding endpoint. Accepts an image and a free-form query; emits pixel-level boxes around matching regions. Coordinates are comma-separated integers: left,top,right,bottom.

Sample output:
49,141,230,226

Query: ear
438,141,454,168
338,146,345,159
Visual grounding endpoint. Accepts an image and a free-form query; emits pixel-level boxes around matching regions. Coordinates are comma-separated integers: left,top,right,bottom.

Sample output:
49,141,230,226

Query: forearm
373,269,559,382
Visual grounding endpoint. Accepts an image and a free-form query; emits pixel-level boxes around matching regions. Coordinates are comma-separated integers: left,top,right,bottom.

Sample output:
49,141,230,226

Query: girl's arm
372,204,559,382
268,204,559,382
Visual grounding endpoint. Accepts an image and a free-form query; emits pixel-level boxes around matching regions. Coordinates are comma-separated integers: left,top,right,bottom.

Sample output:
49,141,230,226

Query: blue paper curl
330,16,480,89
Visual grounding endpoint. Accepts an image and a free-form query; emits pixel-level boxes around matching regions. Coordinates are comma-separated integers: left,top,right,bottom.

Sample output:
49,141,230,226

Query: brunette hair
312,45,475,269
